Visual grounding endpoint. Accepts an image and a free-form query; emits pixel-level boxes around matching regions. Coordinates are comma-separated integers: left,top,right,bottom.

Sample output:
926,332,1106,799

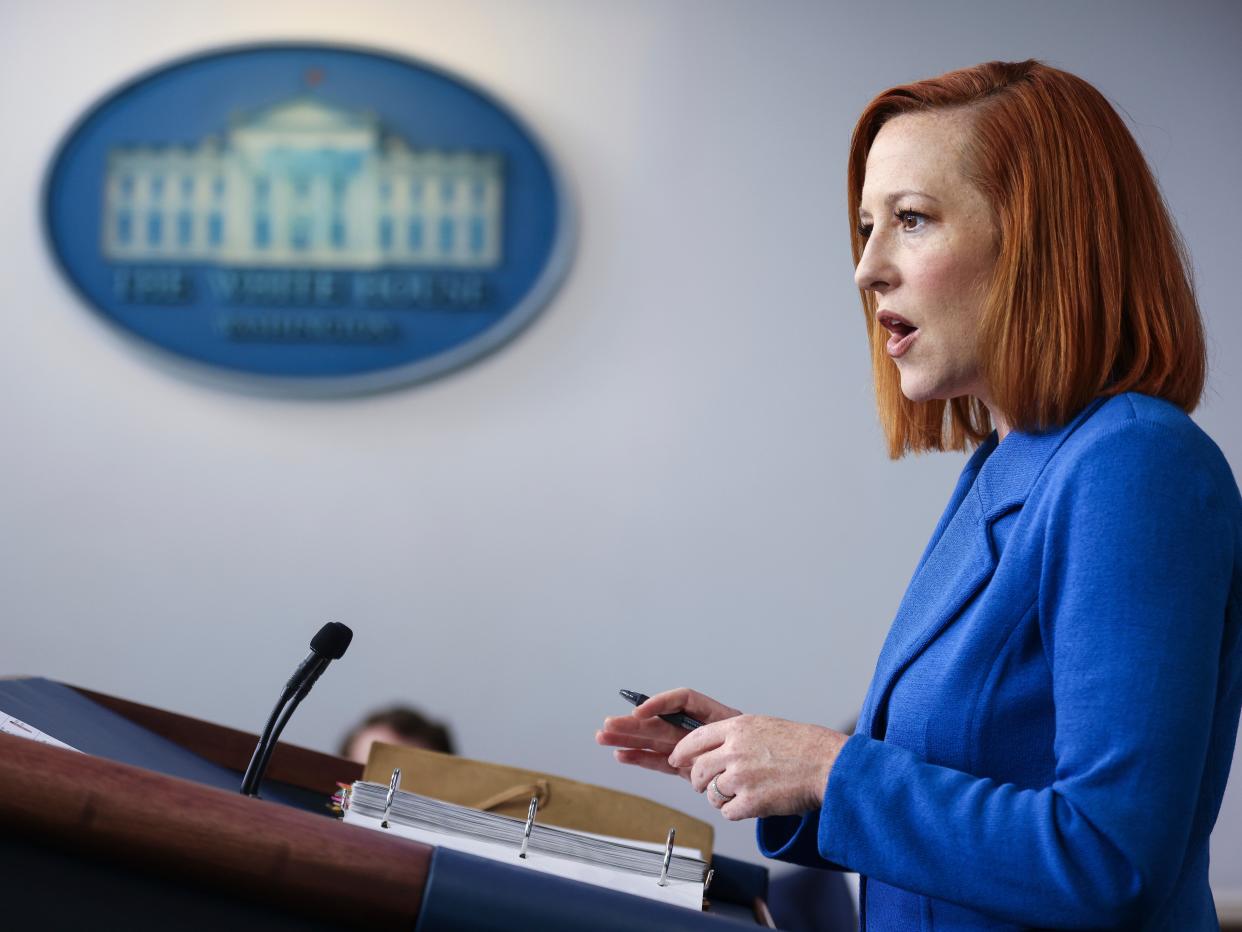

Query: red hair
848,60,1205,458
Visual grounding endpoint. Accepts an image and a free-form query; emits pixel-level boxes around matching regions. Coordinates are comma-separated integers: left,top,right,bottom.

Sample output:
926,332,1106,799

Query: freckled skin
855,111,1010,437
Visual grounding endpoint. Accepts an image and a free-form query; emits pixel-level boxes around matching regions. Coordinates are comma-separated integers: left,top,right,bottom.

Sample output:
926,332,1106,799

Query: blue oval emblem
45,44,572,394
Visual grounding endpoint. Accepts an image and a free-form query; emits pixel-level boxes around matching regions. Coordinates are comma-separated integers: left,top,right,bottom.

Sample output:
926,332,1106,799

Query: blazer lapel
859,486,995,737
911,433,997,579
856,397,1111,739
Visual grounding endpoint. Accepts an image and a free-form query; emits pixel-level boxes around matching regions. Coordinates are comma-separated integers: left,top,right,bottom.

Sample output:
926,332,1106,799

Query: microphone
282,622,353,707
240,622,353,797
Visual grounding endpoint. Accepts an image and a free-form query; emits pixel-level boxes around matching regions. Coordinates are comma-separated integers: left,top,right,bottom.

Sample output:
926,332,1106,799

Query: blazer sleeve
756,811,831,868
785,421,1238,927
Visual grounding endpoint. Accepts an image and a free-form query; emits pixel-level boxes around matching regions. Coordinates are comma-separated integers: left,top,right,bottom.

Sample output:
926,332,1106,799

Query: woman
597,60,1242,930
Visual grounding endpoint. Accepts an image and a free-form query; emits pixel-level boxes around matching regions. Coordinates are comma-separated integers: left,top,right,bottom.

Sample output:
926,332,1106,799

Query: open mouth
877,312,919,357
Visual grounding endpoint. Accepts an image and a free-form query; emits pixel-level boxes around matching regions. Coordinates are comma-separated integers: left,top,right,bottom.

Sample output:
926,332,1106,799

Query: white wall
2,0,1240,901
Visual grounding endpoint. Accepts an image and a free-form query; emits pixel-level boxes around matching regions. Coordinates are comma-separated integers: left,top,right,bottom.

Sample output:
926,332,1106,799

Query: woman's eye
896,209,926,231
856,222,872,239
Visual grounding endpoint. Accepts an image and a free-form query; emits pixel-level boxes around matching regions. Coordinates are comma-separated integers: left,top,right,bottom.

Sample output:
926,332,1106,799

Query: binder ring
658,828,675,887
381,768,401,829
518,794,539,859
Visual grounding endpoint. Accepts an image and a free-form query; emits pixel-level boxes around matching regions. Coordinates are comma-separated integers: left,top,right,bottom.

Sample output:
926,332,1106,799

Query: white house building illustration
101,97,504,269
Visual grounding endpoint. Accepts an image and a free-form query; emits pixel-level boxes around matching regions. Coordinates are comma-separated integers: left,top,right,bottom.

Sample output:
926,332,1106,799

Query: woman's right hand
595,688,742,778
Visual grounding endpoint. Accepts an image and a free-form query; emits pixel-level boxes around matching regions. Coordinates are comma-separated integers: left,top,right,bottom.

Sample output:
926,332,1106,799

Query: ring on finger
709,774,735,802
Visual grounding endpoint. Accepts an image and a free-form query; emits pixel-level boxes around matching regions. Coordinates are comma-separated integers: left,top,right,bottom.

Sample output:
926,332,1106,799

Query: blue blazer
758,394,1242,930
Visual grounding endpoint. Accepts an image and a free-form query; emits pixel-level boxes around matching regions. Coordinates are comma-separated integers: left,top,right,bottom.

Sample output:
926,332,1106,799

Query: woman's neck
978,393,1011,440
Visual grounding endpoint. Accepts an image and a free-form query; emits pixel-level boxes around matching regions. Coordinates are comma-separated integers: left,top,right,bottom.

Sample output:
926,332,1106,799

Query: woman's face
854,110,999,407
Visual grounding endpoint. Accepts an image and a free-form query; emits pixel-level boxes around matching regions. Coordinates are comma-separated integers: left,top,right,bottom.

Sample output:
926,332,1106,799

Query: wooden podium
0,683,430,929
0,681,770,930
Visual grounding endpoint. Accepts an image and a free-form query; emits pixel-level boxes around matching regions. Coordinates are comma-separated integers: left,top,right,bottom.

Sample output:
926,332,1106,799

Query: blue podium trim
415,846,761,931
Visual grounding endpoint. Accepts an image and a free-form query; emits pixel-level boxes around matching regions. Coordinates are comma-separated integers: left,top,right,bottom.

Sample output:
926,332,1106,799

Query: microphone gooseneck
240,622,353,797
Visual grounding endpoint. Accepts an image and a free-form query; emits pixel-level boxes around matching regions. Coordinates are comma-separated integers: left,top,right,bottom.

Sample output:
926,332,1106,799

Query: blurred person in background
339,704,455,764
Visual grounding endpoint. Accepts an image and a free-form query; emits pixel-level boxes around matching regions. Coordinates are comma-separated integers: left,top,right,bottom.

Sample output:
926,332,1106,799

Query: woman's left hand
667,715,849,821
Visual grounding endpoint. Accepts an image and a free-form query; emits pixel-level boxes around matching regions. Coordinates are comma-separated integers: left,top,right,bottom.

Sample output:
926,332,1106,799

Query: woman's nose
854,237,895,294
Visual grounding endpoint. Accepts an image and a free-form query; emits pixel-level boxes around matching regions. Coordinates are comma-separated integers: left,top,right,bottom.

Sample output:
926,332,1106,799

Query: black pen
619,689,703,730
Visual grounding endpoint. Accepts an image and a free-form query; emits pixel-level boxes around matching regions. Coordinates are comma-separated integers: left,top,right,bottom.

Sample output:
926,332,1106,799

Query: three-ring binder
346,771,710,905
